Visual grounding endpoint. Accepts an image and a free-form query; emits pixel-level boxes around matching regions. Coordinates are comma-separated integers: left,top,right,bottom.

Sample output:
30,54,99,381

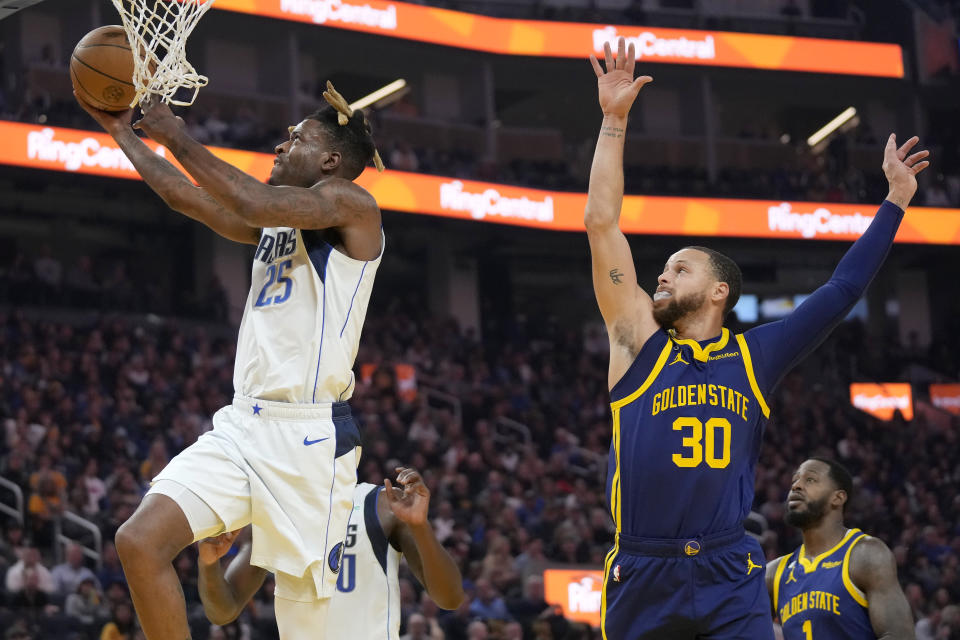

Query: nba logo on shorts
613,565,621,582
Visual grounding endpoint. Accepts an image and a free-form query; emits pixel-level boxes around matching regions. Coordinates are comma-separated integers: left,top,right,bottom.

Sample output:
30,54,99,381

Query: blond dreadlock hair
322,81,385,172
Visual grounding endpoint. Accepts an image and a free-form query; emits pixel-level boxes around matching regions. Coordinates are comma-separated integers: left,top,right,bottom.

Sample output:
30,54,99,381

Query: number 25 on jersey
255,259,294,308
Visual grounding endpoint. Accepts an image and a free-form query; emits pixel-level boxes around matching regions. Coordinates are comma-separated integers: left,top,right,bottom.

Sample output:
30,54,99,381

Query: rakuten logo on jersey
279,0,397,29
767,203,875,239
439,180,554,223
593,26,716,61
26,127,165,173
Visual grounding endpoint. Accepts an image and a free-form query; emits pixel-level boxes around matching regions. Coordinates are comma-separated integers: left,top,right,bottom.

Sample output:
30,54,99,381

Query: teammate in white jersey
196,467,465,638
75,84,385,640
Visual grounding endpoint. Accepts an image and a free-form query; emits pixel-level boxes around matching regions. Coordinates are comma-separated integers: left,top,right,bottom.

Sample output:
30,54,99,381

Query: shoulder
311,177,379,213
766,555,788,588
849,535,897,590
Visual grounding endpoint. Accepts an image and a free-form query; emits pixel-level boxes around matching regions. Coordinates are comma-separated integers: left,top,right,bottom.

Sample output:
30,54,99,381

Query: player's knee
116,498,191,566
115,519,151,567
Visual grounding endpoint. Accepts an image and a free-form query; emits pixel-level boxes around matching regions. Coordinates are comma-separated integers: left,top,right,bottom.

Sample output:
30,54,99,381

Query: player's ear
712,281,729,305
832,489,847,510
320,150,341,173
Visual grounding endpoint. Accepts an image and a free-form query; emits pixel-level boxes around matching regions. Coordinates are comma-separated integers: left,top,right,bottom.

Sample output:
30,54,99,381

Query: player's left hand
384,466,430,527
133,96,186,147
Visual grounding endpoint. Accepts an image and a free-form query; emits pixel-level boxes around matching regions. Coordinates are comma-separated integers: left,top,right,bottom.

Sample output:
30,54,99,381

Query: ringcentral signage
3,121,957,244
205,0,904,77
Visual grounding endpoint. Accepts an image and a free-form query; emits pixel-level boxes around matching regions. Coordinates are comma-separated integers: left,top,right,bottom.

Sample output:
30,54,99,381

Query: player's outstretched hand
384,466,430,527
882,133,931,210
589,37,653,118
198,531,239,567
133,96,187,148
73,90,134,137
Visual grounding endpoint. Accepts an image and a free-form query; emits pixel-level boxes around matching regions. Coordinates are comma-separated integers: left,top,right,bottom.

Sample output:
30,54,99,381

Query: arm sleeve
745,200,904,393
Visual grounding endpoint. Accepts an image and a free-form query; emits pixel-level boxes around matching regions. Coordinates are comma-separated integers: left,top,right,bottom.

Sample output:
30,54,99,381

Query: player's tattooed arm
850,537,916,640
137,103,380,252
110,128,260,245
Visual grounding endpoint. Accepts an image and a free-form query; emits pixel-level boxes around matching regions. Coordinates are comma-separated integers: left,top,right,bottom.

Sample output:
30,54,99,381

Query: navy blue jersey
773,529,873,640
607,328,769,537
605,200,904,541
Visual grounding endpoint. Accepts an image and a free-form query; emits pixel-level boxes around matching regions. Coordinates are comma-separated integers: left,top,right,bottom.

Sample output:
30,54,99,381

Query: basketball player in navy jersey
196,467,465,639
585,38,930,639
75,86,388,640
767,458,914,640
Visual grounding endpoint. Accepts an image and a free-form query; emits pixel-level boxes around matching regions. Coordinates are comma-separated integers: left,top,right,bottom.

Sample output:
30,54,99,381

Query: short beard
784,495,829,529
652,291,707,329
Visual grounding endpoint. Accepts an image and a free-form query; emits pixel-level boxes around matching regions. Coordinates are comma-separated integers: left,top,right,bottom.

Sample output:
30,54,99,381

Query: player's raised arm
133,94,382,261
744,134,930,391
197,530,267,626
849,537,916,640
383,467,465,610
585,38,658,388
74,94,261,245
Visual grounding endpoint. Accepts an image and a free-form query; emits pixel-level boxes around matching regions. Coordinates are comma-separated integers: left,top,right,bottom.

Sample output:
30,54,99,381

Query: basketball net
110,0,215,107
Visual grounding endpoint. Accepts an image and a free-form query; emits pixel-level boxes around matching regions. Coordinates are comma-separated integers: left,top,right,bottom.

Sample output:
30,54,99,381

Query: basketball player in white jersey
75,86,385,640
197,467,465,638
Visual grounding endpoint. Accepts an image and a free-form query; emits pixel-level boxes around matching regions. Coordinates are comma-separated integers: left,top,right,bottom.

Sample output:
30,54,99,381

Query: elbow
583,210,613,232
200,596,242,626
204,605,241,627
432,586,467,611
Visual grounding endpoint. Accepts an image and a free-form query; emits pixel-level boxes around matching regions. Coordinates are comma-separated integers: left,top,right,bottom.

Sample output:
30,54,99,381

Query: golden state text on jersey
773,529,873,640
607,328,770,538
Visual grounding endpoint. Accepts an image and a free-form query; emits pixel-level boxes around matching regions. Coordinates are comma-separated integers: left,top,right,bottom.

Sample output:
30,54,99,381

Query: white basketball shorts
148,395,361,600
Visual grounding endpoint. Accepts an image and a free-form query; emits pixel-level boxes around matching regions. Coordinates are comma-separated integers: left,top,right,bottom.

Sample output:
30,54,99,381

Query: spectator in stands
389,142,420,172
96,542,125,589
8,567,54,623
5,546,54,595
466,620,489,640
0,523,27,571
400,612,432,640
51,542,99,597
468,578,512,621
64,575,108,629
99,600,136,640
32,245,61,299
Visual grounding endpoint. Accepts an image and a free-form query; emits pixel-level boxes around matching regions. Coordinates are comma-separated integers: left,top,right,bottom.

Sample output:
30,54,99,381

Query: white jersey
328,483,401,640
234,227,383,403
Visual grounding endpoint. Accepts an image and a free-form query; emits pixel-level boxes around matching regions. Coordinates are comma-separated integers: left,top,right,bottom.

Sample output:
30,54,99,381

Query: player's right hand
73,90,133,136
197,531,239,567
589,38,653,118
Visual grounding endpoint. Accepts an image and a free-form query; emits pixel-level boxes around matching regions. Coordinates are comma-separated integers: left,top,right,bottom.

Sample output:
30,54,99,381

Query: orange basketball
70,25,136,112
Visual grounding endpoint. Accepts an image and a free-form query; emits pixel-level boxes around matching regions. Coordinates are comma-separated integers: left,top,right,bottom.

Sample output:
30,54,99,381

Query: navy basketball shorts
602,528,775,640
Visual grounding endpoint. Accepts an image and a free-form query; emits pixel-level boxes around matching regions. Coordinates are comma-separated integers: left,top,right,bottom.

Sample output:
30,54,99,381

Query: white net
110,0,215,107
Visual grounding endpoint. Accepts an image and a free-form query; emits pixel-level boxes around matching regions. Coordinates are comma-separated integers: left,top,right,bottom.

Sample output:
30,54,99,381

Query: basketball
70,25,135,112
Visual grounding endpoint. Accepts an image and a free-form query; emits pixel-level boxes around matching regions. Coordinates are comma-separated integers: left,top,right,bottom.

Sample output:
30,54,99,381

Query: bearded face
652,290,707,329
784,492,831,529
